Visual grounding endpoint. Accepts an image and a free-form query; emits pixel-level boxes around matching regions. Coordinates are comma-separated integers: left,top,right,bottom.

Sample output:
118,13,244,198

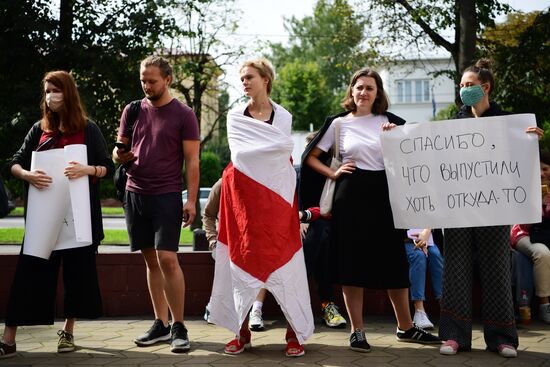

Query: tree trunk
191,76,203,230
458,0,477,75
56,0,75,70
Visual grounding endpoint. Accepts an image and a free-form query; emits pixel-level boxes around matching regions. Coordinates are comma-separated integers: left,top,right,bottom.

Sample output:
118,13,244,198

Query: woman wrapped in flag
209,58,314,357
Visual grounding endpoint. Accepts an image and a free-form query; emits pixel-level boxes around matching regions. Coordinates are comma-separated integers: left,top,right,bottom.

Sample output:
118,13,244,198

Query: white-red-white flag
209,103,314,343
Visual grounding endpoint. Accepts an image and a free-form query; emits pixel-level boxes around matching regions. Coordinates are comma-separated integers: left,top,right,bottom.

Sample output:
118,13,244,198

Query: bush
540,121,550,152
100,175,117,199
433,104,458,121
200,151,222,187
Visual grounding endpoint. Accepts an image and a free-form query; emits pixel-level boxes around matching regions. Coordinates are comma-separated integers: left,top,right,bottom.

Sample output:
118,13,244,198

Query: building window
396,79,430,103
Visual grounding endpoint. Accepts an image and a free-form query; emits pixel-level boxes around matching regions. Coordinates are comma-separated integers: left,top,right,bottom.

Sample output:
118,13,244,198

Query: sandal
285,329,305,357
224,329,251,355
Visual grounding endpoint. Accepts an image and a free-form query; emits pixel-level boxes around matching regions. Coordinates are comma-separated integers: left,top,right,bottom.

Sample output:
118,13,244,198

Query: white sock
252,301,263,312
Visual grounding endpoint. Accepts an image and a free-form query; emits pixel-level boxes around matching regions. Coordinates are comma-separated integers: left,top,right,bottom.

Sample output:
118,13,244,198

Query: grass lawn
0,228,193,245
9,207,124,217
101,207,124,216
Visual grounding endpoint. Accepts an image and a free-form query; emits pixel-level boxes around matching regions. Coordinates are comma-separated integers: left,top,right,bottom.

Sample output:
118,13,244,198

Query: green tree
0,1,56,170
269,0,375,95
0,0,171,171
271,61,332,131
367,0,512,102
165,0,243,148
481,11,550,132
202,89,231,169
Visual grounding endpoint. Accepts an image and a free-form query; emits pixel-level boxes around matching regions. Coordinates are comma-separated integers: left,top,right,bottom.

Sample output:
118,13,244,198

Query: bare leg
413,300,425,312
1,326,17,344
256,288,267,302
388,288,413,330
63,318,75,334
142,248,170,325
342,285,364,331
157,250,185,324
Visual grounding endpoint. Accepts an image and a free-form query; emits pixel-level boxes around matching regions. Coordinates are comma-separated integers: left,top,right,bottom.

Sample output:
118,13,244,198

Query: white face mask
46,92,64,112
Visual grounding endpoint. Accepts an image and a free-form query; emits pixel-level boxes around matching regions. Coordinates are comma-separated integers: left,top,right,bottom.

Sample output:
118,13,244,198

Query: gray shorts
124,191,182,252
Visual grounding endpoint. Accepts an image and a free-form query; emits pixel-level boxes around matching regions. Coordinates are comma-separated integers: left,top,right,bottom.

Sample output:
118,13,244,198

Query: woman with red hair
0,71,114,358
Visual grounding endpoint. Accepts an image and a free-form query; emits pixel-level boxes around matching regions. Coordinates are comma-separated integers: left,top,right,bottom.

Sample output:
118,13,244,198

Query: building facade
379,58,456,123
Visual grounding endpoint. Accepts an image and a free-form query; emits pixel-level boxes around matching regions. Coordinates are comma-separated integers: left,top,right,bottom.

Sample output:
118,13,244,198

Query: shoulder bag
319,120,341,215
114,100,141,202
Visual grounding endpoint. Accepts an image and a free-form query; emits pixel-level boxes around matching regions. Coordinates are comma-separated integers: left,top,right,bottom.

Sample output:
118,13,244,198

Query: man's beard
146,93,161,101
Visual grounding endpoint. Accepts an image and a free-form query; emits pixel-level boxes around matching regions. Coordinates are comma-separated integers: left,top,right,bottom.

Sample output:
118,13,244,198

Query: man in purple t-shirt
113,56,200,353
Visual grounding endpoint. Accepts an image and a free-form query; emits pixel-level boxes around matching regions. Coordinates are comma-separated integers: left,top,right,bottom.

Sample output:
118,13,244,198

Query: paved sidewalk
1,317,549,366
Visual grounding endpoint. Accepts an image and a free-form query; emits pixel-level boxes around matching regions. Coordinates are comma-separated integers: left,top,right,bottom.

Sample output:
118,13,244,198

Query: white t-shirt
316,114,389,171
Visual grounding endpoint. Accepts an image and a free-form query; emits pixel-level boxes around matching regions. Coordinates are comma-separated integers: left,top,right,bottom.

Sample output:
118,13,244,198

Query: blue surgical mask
459,85,484,106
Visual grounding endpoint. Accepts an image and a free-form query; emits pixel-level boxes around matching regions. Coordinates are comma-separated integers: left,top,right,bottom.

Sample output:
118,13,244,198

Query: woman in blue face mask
439,59,542,358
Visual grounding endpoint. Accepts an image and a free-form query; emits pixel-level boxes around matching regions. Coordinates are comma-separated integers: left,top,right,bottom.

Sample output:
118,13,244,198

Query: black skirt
330,168,409,289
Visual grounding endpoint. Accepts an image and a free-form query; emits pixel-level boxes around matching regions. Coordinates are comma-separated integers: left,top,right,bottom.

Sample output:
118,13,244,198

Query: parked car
182,187,212,216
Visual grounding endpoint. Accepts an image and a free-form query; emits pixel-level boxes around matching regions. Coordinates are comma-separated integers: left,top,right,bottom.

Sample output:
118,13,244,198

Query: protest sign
381,114,541,228
23,145,92,259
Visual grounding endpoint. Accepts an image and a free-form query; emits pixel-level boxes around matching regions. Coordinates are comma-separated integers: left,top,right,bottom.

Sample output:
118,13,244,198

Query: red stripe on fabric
218,163,301,282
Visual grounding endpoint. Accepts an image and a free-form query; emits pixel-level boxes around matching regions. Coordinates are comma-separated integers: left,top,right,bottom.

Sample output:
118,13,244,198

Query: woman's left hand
526,126,544,139
382,122,397,131
64,161,91,180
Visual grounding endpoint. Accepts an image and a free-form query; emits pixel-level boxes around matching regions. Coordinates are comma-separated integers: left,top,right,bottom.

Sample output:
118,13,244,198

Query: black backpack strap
124,100,142,142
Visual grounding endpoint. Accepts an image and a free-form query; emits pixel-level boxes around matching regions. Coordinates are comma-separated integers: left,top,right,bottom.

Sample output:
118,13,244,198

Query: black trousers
6,245,102,326
302,219,335,303
439,226,518,351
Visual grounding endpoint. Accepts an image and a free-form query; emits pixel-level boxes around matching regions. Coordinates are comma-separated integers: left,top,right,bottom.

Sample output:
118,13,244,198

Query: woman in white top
303,68,440,352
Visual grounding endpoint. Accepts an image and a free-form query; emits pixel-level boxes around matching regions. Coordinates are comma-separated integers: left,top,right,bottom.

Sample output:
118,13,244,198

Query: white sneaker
413,310,434,330
203,306,212,324
540,303,550,323
248,309,264,331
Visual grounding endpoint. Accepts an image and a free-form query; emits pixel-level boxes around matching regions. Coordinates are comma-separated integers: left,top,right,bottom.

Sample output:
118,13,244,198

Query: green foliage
481,11,550,129
199,151,222,187
3,178,24,203
203,139,230,172
165,0,243,148
433,104,458,121
541,121,550,152
99,176,117,200
367,0,512,101
0,0,170,169
0,0,56,167
271,61,332,131
369,0,511,41
268,0,376,102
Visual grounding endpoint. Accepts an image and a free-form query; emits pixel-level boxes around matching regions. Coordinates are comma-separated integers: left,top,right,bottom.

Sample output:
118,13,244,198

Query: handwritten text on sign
380,114,541,229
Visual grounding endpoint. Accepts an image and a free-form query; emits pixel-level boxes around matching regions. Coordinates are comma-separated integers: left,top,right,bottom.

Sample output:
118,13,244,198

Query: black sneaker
396,324,441,344
170,322,190,353
0,340,16,359
349,329,371,352
134,319,171,346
